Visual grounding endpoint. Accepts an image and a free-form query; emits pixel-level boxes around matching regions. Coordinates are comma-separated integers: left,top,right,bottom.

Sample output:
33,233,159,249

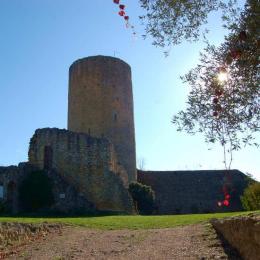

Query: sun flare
217,71,228,83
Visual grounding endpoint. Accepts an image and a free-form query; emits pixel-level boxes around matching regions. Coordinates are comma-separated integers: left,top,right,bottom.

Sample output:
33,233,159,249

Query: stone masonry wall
45,169,96,214
0,163,95,214
68,56,136,183
29,128,134,214
138,170,249,214
0,163,35,213
211,213,260,260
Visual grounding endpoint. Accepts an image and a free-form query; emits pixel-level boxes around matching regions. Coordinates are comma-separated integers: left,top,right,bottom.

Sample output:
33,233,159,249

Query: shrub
19,170,54,212
240,182,260,211
128,182,155,215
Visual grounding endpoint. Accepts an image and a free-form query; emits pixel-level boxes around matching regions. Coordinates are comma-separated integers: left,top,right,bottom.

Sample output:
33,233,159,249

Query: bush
19,170,54,212
240,182,260,211
128,182,155,215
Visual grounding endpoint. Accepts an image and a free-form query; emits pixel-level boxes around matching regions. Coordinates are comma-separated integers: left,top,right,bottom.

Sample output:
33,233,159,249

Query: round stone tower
68,56,136,183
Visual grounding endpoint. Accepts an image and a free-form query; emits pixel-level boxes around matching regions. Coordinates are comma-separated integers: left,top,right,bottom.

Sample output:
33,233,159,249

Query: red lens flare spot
118,10,125,16
223,200,229,206
225,194,231,200
113,1,136,37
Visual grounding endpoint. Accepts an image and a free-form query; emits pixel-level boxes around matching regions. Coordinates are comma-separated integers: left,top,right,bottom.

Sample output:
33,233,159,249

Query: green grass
0,211,258,230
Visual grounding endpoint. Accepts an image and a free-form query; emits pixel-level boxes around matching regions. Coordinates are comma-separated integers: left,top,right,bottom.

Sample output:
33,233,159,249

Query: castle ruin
0,55,249,215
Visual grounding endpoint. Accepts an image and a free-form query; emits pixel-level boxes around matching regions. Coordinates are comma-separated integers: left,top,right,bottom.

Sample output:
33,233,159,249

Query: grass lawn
0,211,258,230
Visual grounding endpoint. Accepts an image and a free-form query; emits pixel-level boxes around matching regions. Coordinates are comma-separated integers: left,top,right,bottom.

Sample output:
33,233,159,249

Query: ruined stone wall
0,163,36,213
68,56,136,183
138,170,249,214
29,128,134,214
0,163,95,214
45,169,96,214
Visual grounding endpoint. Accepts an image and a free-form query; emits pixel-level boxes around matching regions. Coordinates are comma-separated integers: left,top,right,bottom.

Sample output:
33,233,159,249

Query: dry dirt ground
6,223,241,260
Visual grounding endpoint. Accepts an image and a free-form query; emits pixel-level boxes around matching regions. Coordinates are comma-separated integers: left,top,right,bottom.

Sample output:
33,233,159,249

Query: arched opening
113,111,118,122
7,181,16,211
44,146,53,170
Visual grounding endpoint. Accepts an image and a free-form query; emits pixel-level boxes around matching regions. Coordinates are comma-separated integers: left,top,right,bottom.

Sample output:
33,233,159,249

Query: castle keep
68,56,136,183
0,55,249,215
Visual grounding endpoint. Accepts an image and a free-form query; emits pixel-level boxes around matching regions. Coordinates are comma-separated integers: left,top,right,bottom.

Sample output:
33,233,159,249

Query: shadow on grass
0,210,132,219
0,210,257,220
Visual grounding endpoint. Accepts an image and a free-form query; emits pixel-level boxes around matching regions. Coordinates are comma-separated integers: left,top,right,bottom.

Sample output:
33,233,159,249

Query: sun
217,71,228,83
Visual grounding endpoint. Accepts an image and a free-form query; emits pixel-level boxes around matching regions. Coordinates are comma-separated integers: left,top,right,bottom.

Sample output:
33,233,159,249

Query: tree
138,1,259,167
172,0,259,168
128,182,155,215
139,0,240,48
137,157,146,170
241,181,260,210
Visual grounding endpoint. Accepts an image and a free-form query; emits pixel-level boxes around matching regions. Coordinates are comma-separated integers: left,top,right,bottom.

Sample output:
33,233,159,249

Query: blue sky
0,0,259,181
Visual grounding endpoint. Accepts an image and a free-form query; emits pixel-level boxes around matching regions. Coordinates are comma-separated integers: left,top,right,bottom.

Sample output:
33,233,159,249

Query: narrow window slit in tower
44,146,53,170
0,184,3,199
7,181,16,206
114,113,117,122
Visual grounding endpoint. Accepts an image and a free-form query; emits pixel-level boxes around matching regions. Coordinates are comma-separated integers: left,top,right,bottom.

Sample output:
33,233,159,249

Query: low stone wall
0,222,62,258
138,170,249,214
211,213,260,260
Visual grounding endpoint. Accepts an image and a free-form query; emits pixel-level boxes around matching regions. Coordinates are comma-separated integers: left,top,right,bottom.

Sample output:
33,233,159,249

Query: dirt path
7,223,240,260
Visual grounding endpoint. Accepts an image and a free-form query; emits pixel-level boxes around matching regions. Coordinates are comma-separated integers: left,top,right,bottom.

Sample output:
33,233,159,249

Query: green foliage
139,0,259,167
172,1,259,168
241,182,260,210
0,211,256,230
128,182,155,215
139,0,240,48
19,171,54,212
244,172,257,185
